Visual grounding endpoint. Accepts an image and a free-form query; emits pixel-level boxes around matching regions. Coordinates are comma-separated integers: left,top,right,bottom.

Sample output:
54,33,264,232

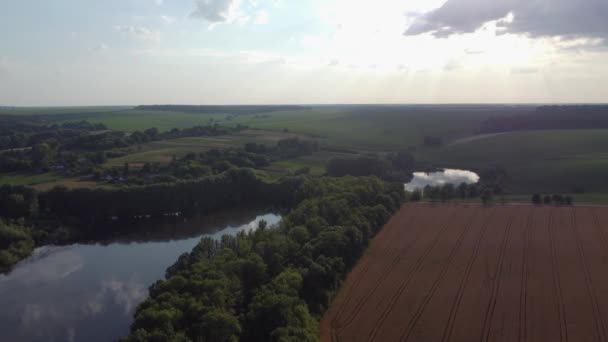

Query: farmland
322,203,608,342
418,129,608,193
3,104,608,196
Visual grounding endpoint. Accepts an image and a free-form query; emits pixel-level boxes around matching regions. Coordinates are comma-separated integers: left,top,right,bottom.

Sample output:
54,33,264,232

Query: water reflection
0,210,280,342
404,169,479,192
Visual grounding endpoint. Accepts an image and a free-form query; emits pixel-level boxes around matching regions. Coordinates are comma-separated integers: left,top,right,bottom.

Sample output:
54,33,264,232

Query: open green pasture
418,129,608,193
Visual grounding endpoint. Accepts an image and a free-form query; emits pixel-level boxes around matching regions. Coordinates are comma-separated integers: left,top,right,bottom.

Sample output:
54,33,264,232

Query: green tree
194,309,241,342
457,183,469,199
31,143,53,168
481,188,493,205
410,190,422,202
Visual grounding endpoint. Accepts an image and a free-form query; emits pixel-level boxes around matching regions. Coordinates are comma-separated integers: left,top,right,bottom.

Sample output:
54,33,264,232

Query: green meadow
4,105,608,199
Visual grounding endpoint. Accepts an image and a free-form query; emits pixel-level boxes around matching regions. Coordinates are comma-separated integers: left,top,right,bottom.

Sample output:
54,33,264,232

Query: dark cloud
405,0,608,43
191,0,241,23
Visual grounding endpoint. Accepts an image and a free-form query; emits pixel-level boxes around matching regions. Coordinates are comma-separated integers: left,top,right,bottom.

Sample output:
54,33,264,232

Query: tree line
531,193,574,206
479,105,608,133
0,117,247,174
409,182,499,205
327,151,415,182
0,168,302,272
99,137,319,186
122,176,405,342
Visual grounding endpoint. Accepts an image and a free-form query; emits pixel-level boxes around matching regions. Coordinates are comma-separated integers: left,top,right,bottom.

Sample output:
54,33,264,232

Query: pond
0,209,281,342
404,168,479,192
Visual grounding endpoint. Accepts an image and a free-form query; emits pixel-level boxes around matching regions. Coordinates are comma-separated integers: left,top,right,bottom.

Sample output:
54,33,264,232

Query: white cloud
160,15,176,25
89,43,109,52
190,0,269,26
114,25,160,43
191,0,244,23
253,10,268,25
0,57,8,78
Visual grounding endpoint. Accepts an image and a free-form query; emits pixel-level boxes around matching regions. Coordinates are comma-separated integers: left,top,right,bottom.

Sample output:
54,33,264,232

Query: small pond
0,209,280,342
404,168,479,192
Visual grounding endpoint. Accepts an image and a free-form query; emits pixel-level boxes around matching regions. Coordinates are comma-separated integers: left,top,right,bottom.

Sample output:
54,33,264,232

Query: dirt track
321,203,608,342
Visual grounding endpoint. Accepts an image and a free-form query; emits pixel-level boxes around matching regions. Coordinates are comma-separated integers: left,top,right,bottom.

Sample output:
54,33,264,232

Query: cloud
115,25,161,43
160,15,176,25
89,43,109,52
405,0,608,44
0,248,84,289
253,10,269,25
84,278,147,316
0,57,8,78
191,0,244,23
511,67,539,74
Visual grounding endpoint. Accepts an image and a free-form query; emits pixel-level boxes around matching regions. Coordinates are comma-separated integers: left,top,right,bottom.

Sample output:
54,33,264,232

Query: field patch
322,203,608,342
418,129,608,193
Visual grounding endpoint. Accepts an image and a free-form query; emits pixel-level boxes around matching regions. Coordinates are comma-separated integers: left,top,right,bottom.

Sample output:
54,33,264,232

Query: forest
122,176,405,342
479,105,608,133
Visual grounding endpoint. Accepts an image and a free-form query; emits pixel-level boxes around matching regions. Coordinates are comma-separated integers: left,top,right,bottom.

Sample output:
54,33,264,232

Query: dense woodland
0,168,303,272
0,115,323,273
326,151,415,182
0,220,34,273
0,118,245,175
122,176,405,342
103,137,317,186
479,105,608,133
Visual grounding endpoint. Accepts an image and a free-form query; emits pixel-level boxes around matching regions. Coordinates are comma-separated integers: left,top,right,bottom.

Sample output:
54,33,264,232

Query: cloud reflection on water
405,169,479,192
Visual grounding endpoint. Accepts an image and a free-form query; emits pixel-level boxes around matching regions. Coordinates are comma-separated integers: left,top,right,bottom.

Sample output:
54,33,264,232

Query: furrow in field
570,208,608,341
364,205,468,342
547,208,568,342
397,206,485,342
324,204,460,342
484,206,529,342
328,205,416,329
517,207,561,341
321,205,608,342
395,206,494,342
518,208,533,342
330,204,446,337
441,206,512,342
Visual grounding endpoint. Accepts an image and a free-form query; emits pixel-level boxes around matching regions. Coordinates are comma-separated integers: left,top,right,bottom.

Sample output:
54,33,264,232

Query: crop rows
322,203,608,342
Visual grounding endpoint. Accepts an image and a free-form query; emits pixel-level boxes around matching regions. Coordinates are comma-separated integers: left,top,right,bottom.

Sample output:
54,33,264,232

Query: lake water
404,169,479,192
0,210,280,342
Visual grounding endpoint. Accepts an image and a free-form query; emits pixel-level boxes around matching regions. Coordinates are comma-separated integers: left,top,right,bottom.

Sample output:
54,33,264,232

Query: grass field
4,105,608,199
103,129,318,167
418,129,608,193
323,203,608,342
0,172,98,190
229,106,516,150
6,105,522,149
0,106,132,116
0,172,63,186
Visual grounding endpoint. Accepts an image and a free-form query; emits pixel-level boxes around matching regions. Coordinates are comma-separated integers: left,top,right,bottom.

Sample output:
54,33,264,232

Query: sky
0,0,607,106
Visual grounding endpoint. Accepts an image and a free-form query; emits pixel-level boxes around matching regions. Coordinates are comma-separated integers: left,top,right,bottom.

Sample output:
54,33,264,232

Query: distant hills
135,105,311,115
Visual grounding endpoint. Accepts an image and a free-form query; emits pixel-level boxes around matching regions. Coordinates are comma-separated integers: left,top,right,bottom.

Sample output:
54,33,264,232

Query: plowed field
321,203,608,342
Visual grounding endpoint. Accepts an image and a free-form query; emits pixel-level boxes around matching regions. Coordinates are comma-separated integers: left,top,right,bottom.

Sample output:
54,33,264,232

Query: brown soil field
321,203,608,342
